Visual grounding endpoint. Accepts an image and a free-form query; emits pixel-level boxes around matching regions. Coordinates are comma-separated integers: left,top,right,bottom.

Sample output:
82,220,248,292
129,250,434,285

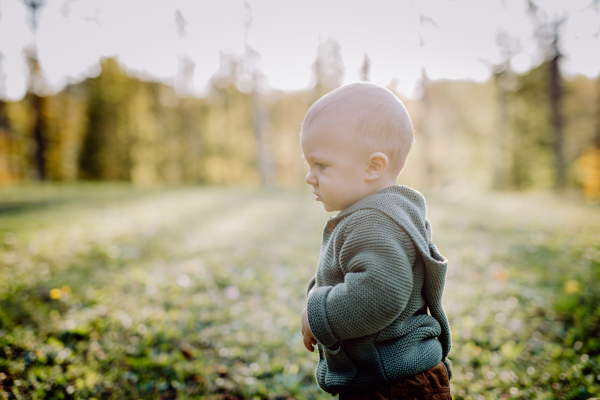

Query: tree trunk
251,89,275,186
359,54,371,82
596,75,600,190
26,49,47,181
0,100,13,182
549,33,565,190
492,71,508,190
419,69,434,189
31,92,46,180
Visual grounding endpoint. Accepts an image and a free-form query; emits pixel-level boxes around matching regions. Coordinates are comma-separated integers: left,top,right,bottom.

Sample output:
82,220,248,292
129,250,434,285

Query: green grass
0,184,599,399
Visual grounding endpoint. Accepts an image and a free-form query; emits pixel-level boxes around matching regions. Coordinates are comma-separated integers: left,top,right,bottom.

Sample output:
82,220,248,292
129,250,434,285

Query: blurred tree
566,0,600,198
0,54,13,183
202,53,260,184
416,14,442,190
597,73,600,190
359,54,371,82
241,2,275,186
0,24,597,195
249,62,275,186
174,9,195,99
417,68,435,189
575,147,600,199
44,84,86,181
312,37,344,99
172,9,206,184
0,4,14,184
564,75,598,198
0,100,10,183
491,67,509,191
595,7,600,197
527,0,567,190
490,30,520,190
548,21,566,190
509,63,553,189
78,58,133,180
23,0,47,181
127,82,161,185
597,72,600,144
268,89,312,185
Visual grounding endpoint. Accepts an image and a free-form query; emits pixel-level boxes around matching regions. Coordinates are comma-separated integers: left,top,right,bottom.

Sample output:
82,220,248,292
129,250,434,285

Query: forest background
0,1,598,197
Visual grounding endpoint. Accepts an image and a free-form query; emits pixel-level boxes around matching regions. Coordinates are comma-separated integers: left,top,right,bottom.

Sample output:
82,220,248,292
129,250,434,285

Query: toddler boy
300,83,452,399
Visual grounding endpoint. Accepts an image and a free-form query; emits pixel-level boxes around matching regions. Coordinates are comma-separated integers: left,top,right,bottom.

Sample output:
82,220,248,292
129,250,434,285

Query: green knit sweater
306,185,452,394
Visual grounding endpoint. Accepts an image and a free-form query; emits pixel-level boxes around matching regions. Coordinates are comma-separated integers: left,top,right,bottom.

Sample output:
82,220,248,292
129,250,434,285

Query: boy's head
300,82,414,212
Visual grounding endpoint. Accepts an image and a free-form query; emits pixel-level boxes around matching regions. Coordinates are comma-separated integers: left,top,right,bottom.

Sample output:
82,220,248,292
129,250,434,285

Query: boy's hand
301,307,318,352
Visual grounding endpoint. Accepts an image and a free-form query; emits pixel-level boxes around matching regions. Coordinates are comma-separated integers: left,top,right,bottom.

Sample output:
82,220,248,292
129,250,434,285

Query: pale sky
0,0,599,101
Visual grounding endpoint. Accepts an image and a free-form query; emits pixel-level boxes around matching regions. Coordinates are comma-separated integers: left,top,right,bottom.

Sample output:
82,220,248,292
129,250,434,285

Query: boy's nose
305,171,317,186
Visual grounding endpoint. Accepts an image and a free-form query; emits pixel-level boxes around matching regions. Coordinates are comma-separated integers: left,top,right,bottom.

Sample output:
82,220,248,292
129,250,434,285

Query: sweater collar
325,185,408,229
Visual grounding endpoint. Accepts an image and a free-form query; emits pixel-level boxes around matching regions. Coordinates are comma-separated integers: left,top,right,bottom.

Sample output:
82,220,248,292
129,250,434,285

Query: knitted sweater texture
306,185,452,395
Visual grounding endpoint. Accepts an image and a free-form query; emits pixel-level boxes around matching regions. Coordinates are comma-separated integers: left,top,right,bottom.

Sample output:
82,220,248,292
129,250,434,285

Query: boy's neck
367,179,398,196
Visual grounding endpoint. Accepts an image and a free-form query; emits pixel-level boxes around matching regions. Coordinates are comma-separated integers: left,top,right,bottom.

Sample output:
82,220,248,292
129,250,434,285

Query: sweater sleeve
306,210,415,347
306,275,316,297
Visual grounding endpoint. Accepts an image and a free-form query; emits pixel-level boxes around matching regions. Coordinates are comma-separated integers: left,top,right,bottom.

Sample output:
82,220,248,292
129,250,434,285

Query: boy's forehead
302,123,365,160
301,123,341,150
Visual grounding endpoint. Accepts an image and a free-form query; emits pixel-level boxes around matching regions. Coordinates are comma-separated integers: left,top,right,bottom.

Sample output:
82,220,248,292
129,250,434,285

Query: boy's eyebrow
302,150,324,163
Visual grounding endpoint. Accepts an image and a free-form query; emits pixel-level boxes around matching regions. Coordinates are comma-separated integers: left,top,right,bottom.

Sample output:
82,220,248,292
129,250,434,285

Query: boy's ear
365,152,388,181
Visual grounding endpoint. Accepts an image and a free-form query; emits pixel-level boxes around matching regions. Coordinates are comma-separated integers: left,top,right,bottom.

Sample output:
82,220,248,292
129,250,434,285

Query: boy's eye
316,163,326,171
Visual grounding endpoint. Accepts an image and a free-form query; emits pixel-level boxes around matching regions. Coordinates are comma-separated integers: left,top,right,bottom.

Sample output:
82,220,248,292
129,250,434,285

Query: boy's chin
322,203,339,212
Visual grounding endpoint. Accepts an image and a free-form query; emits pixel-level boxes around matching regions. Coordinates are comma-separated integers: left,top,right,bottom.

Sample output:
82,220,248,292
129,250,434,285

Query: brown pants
339,362,451,400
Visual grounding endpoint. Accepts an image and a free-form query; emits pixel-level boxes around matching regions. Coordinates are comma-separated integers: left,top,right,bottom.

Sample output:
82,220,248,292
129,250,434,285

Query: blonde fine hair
302,82,415,174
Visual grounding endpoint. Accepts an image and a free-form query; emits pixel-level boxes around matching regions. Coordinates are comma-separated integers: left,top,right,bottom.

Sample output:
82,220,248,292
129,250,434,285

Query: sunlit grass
0,185,599,399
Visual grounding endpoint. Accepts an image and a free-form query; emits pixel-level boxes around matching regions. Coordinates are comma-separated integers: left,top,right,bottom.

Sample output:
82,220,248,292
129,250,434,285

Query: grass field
0,184,599,400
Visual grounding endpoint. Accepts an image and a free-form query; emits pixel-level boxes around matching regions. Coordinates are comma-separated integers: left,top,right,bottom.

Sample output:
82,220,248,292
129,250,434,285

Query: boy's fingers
303,339,311,351
303,334,314,352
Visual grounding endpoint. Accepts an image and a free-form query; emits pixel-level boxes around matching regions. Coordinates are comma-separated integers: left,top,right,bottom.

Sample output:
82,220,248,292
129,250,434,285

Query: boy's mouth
314,195,321,201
